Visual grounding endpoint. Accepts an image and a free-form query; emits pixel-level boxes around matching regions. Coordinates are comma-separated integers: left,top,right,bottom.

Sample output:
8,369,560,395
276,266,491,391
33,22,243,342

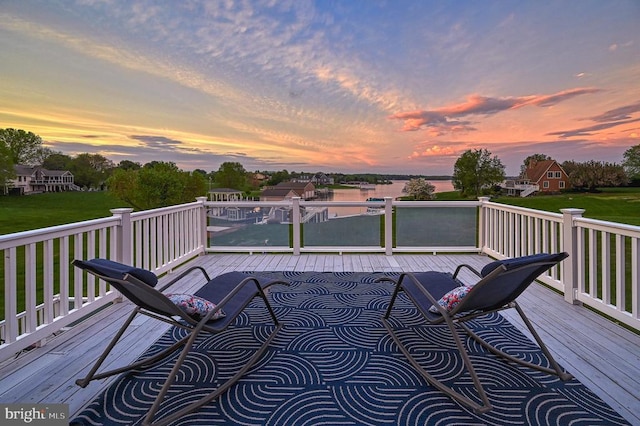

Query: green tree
0,142,15,193
0,128,43,165
520,154,552,176
622,144,640,181
42,152,73,170
107,161,207,210
33,147,57,166
70,153,114,189
117,160,142,171
452,149,506,197
402,178,436,200
214,162,248,190
107,168,139,207
267,170,290,186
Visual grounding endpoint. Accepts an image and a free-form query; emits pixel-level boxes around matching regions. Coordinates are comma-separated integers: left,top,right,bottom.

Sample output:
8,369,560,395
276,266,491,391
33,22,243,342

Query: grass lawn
436,187,640,226
1,188,639,235
0,192,132,235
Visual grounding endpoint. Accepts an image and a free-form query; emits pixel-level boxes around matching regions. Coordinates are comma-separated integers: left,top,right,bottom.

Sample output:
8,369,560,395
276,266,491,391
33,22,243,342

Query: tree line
450,148,640,198
3,128,640,207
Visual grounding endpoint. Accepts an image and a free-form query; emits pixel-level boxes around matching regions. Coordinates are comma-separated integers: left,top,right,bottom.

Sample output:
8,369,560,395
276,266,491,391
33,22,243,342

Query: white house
7,165,76,194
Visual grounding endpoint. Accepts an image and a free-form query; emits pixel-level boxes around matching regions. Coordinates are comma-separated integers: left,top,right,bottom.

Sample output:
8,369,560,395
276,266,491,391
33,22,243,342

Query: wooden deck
0,253,638,424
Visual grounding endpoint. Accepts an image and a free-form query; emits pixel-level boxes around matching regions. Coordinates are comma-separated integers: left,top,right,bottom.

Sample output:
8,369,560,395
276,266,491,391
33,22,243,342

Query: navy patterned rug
72,271,629,425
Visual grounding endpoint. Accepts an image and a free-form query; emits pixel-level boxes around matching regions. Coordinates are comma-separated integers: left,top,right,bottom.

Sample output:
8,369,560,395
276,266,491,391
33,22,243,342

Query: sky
1,1,639,176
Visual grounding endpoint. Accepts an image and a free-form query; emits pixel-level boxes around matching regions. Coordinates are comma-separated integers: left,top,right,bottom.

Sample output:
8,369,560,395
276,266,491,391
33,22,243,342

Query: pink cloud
408,143,461,160
389,88,601,133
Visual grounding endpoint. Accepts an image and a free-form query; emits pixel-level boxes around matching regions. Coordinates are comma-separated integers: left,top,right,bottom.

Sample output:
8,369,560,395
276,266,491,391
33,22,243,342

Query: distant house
502,159,571,197
7,165,75,195
260,187,300,201
291,173,334,186
260,181,316,201
311,172,334,186
207,188,244,202
249,173,268,187
523,160,571,193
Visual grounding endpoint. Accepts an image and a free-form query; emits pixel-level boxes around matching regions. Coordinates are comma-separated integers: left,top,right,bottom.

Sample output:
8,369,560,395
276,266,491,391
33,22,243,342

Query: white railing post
561,208,585,304
196,197,208,253
384,197,393,255
111,208,134,265
478,197,490,254
292,197,301,255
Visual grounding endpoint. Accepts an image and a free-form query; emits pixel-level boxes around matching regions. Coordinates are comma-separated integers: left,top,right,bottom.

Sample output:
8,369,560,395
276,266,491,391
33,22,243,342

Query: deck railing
480,199,639,329
0,199,206,362
1,196,638,362
204,198,480,254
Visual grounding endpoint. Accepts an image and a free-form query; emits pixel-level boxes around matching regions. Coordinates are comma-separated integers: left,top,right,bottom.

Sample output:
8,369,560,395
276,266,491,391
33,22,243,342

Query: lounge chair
72,258,288,426
381,252,572,413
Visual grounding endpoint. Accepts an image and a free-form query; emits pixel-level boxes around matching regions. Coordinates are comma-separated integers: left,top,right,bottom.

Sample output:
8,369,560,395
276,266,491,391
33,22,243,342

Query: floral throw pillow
428,285,473,314
166,294,225,321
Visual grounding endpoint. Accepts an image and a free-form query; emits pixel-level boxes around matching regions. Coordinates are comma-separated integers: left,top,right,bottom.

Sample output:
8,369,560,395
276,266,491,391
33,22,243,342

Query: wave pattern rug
72,271,629,426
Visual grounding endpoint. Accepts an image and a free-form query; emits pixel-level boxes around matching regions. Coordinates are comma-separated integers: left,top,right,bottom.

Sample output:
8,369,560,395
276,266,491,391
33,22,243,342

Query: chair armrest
453,264,482,279
158,266,211,292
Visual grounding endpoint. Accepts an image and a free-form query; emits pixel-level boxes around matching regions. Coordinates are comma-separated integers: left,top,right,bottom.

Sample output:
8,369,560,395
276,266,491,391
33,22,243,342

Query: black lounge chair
72,258,288,426
381,252,573,414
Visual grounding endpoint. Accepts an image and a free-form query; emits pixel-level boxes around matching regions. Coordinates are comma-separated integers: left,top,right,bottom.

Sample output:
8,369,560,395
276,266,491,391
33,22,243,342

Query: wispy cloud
547,118,640,138
389,88,601,133
129,135,184,150
547,101,640,138
587,100,640,122
2,1,638,175
609,41,634,51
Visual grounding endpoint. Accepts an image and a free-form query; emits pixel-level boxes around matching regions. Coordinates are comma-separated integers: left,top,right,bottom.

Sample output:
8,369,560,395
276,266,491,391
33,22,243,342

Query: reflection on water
320,180,454,217
210,202,476,248
208,180,459,245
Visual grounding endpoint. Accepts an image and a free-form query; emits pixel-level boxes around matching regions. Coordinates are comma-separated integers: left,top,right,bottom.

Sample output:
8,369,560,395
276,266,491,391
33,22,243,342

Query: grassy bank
0,192,132,235
436,187,640,226
1,188,639,236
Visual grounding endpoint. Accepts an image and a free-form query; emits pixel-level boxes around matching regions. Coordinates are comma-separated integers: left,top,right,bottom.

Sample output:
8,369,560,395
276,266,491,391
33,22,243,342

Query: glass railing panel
207,207,291,248
395,206,477,247
302,206,383,247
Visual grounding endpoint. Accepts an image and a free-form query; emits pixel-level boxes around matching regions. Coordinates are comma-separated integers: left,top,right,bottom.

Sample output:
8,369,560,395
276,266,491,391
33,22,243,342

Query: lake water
210,179,469,246
321,180,454,216
326,180,453,202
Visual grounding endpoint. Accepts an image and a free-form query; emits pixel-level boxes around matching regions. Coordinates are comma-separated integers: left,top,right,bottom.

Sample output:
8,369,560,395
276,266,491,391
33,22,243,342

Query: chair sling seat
382,252,573,414
72,259,288,426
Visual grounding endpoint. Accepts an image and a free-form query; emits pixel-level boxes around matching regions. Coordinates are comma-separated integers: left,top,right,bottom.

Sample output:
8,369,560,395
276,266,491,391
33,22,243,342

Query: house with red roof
501,159,571,197
260,181,316,201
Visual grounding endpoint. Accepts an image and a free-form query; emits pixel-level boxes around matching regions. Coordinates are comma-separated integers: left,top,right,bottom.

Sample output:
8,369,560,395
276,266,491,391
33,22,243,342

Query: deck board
0,253,638,425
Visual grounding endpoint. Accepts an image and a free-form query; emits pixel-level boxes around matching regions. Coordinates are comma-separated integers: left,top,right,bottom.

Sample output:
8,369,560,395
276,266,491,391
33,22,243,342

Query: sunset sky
1,1,639,175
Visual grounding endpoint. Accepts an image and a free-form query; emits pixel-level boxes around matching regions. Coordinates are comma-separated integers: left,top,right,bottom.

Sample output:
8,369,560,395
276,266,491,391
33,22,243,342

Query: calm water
322,180,454,216
210,179,470,246
327,180,453,202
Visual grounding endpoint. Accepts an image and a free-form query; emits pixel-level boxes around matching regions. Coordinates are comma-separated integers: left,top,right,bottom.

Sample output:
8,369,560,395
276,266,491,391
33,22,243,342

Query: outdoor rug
71,271,629,425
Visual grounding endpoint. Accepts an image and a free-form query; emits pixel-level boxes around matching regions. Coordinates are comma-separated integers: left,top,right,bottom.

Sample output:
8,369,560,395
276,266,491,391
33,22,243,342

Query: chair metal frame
72,259,287,426
381,253,573,414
